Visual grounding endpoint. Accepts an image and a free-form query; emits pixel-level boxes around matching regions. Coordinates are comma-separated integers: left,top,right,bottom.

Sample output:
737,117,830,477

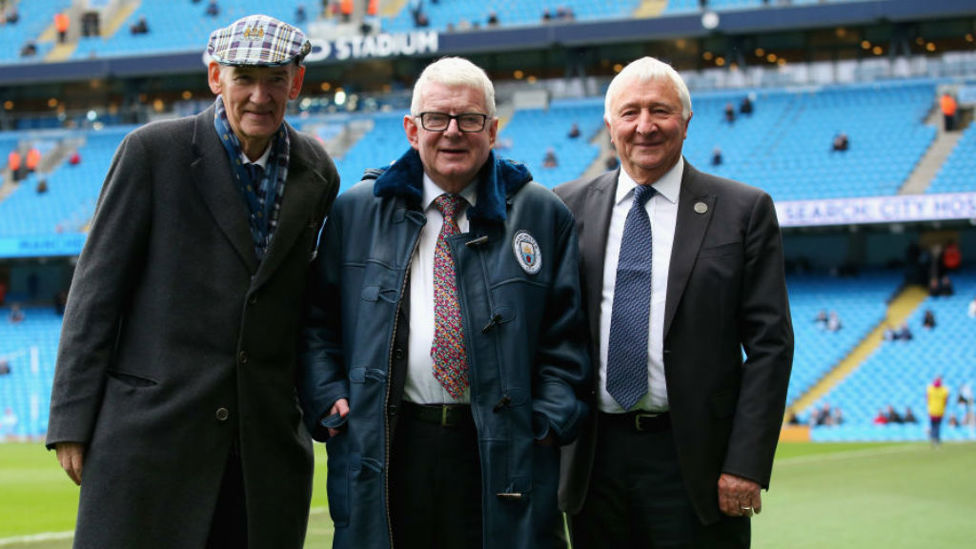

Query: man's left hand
718,473,761,517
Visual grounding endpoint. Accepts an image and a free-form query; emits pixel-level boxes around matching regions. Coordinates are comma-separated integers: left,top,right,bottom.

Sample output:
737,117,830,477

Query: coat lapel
190,106,259,274
664,161,714,337
251,126,327,289
582,170,618,346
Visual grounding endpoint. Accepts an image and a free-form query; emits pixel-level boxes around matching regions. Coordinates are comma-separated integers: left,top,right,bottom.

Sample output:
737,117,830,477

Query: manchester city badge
512,231,542,275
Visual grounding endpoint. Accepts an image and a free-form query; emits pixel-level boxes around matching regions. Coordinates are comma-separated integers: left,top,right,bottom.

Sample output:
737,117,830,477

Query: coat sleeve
297,199,350,442
722,191,794,488
46,132,153,448
532,212,591,445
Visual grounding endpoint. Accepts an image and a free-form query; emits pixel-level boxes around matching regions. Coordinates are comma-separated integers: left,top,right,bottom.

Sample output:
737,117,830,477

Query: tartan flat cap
207,15,311,66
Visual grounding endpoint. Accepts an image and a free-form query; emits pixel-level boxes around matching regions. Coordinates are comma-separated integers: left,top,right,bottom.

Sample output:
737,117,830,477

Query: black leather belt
400,401,473,427
600,411,671,433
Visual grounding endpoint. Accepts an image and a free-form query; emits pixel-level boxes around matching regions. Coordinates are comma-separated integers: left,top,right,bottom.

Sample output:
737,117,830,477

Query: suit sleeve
46,132,153,448
532,213,591,445
723,191,794,488
297,201,349,442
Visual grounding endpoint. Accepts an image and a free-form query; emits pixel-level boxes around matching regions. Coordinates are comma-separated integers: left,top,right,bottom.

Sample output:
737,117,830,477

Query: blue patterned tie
607,184,655,411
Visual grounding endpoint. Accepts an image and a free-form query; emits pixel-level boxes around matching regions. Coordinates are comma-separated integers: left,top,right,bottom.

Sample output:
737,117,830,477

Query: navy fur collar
373,148,532,223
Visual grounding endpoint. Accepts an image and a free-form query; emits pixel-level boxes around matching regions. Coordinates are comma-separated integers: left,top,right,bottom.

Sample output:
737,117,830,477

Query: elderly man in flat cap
46,15,339,549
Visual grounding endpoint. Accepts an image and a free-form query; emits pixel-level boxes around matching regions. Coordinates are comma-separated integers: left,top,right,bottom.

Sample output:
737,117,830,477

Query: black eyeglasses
417,112,489,133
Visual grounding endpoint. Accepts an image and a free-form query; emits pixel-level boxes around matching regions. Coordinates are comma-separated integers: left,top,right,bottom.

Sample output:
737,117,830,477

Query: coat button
394,348,404,360
216,408,230,421
238,351,248,365
248,294,258,305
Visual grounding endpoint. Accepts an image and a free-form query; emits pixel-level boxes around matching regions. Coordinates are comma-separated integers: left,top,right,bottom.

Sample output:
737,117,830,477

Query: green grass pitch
1,441,974,548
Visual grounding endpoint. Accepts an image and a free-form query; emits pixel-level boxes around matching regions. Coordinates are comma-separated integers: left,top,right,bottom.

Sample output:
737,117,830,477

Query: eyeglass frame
415,111,490,133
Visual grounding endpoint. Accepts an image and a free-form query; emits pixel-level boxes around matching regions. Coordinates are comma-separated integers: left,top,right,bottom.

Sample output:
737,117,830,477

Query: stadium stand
804,270,976,442
927,123,976,194
0,307,61,439
0,0,70,64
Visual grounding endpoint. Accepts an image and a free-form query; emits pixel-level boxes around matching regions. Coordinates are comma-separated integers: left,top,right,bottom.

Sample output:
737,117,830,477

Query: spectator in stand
903,407,917,423
55,12,69,43
0,407,18,440
36,179,48,194
54,289,68,315
922,309,936,330
927,377,949,447
604,154,619,171
739,95,753,116
568,122,581,139
940,92,957,132
486,10,499,27
885,405,904,424
941,240,961,272
129,16,149,35
68,151,81,165
896,322,913,341
959,382,975,434
968,295,976,318
205,0,219,17
5,8,19,25
939,275,954,297
9,303,24,324
542,147,558,168
813,309,828,327
0,280,6,306
20,40,37,57
872,408,888,425
724,102,735,124
7,149,21,181
831,132,849,152
882,323,897,341
295,3,307,23
711,146,722,166
786,411,801,425
831,406,844,426
541,8,552,22
825,310,842,332
0,359,9,375
25,146,40,173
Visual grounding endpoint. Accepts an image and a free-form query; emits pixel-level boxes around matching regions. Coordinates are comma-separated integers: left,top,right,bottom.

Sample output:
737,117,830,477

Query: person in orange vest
940,92,957,132
25,146,40,173
367,0,378,16
340,0,353,22
54,12,69,43
7,149,21,174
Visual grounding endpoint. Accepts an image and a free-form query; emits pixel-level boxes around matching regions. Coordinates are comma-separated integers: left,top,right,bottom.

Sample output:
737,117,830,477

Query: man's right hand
328,398,350,438
55,442,85,486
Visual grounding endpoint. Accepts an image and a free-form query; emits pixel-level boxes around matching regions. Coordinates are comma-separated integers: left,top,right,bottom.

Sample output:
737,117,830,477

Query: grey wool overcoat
46,104,339,549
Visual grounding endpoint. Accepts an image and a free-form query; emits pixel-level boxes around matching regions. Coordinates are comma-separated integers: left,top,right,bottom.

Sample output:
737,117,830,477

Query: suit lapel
190,106,259,274
251,127,326,289
582,171,618,346
664,162,714,337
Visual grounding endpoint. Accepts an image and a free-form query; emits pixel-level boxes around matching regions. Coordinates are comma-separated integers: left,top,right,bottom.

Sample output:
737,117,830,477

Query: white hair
604,57,692,123
410,57,496,118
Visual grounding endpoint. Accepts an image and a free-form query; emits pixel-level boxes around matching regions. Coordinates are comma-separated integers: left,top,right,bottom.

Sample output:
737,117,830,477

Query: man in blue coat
298,56,589,548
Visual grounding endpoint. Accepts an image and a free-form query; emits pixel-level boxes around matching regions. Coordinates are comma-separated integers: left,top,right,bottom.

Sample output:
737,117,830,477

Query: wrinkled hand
56,442,85,486
328,398,350,438
718,473,761,518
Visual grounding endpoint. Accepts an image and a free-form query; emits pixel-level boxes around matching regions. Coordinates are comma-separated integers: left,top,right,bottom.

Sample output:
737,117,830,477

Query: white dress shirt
404,173,478,404
597,161,682,413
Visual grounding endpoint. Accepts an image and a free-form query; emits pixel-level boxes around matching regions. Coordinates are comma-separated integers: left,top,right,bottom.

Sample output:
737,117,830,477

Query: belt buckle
634,412,659,432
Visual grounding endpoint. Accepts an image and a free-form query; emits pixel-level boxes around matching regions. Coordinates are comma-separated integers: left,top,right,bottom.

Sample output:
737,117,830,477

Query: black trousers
569,413,749,549
389,406,482,549
206,445,248,549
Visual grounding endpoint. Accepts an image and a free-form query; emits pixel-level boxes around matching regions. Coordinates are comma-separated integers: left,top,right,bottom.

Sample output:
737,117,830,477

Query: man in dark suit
46,15,339,548
555,56,793,547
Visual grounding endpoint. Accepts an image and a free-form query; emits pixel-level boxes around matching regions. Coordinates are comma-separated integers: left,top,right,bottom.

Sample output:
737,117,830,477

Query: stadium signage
306,31,439,62
0,233,87,258
776,192,976,227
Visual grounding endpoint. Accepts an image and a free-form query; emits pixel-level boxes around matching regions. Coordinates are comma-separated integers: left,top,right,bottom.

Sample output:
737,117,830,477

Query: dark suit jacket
46,105,339,548
554,160,793,525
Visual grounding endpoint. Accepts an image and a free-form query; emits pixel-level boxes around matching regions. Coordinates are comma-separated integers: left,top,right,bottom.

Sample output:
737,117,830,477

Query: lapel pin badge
694,201,708,214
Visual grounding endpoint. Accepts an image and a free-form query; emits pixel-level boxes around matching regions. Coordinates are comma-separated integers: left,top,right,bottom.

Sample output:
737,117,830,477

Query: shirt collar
422,172,478,211
240,143,272,169
615,158,683,206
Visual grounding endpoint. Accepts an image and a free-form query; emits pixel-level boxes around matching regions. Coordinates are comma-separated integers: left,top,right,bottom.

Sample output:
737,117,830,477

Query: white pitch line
0,531,73,546
775,443,926,466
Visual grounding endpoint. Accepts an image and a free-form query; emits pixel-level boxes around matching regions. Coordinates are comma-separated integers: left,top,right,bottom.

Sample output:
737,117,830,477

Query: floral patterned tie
431,194,468,399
